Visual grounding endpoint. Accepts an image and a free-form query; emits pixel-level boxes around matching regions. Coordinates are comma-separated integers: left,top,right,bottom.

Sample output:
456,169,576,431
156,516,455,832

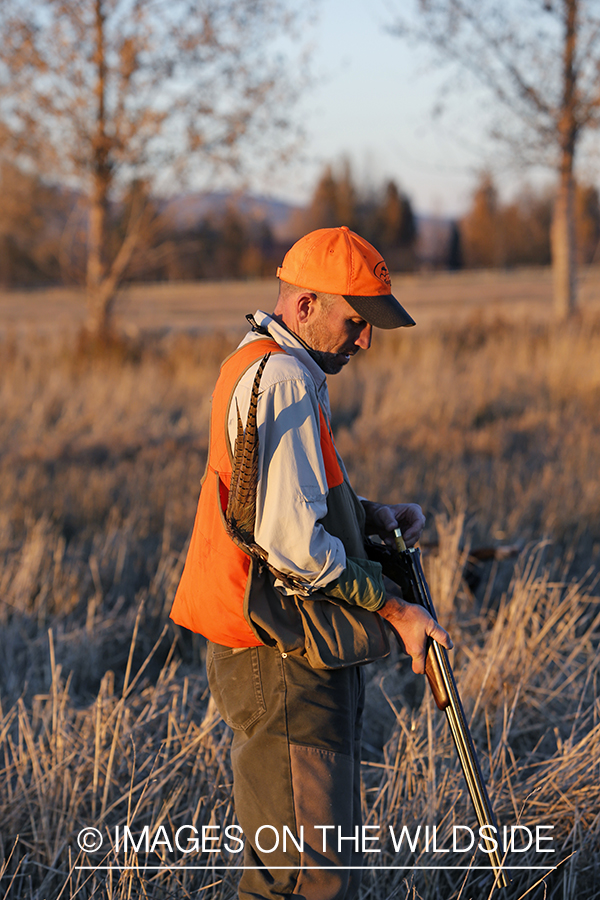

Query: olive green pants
207,643,365,900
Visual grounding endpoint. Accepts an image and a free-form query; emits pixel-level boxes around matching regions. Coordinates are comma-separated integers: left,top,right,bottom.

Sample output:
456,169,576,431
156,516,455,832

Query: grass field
1,268,600,899
3,264,600,336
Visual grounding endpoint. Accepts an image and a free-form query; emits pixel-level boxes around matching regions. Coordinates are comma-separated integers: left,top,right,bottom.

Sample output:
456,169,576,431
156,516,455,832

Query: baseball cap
276,225,415,329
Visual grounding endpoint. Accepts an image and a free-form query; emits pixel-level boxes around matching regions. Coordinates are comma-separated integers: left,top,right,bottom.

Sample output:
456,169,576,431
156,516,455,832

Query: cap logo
374,260,391,287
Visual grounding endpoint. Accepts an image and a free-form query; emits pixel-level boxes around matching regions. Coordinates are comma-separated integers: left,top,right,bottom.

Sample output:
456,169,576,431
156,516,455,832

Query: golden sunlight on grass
1,276,600,898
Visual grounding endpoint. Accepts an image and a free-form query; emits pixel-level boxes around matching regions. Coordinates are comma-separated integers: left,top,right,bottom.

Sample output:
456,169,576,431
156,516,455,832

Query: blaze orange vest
170,338,344,646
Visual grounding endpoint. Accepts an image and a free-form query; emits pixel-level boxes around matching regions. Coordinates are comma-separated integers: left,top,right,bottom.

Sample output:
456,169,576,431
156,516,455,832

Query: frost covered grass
1,305,599,898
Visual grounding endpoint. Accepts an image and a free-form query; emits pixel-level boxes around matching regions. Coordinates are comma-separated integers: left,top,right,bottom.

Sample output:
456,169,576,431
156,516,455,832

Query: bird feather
225,351,309,595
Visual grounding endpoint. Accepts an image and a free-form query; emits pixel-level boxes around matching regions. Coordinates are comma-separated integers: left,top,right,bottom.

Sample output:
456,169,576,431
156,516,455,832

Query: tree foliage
460,171,600,269
299,161,417,270
0,161,70,286
0,0,304,333
144,203,279,282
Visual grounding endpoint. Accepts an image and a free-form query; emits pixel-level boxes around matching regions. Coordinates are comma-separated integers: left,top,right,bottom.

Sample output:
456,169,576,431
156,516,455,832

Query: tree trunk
86,0,115,338
551,0,578,320
551,166,577,320
86,181,115,336
87,280,117,338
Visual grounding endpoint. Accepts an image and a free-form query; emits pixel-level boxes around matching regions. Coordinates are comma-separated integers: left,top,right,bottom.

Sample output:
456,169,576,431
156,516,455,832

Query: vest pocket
206,643,267,731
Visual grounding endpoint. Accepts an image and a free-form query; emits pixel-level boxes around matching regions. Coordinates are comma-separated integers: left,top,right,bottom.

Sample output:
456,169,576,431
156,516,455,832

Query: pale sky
259,0,493,217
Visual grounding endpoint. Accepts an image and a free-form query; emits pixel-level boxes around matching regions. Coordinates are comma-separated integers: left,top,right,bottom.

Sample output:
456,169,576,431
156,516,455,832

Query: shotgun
368,528,509,888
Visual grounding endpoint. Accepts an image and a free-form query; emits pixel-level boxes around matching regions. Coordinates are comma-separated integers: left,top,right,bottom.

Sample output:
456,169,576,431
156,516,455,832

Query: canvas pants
207,642,365,900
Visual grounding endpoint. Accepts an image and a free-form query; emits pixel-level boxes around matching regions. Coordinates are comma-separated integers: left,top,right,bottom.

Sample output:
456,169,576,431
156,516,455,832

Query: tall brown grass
1,312,599,898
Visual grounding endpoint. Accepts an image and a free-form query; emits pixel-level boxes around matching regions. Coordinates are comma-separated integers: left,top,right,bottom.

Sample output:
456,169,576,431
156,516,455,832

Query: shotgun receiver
368,528,509,888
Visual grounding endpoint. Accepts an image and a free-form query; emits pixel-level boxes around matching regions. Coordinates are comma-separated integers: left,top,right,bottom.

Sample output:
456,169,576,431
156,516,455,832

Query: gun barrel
391,530,509,888
434,640,507,885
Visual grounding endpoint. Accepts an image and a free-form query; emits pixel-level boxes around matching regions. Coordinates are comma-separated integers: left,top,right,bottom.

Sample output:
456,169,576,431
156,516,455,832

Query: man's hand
378,596,453,674
362,501,426,548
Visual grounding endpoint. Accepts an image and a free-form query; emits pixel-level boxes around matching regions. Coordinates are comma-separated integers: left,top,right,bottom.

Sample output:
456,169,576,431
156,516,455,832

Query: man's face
300,295,373,375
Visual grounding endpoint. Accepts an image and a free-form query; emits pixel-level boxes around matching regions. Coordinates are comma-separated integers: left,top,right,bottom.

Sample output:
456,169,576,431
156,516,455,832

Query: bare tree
0,0,305,336
390,0,600,318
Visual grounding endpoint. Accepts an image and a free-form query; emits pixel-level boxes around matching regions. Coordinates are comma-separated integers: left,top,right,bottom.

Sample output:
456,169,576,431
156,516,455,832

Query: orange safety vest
170,338,344,646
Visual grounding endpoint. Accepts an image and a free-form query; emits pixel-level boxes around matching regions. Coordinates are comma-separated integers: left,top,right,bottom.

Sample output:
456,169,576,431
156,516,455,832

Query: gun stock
369,528,509,889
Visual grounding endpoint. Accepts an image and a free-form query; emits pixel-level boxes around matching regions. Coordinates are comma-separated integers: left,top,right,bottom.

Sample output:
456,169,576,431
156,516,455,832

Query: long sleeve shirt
229,310,386,612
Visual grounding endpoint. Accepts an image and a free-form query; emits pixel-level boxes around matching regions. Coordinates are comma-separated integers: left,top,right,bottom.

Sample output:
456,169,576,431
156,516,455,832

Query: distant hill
160,191,302,241
160,191,457,267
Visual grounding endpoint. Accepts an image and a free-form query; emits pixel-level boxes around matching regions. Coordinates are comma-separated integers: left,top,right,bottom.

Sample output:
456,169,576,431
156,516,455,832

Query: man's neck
269,314,334,373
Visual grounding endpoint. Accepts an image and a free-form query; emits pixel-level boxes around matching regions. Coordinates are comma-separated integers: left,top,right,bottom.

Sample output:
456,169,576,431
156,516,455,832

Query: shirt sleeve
251,375,349,591
321,557,386,611
229,364,386,609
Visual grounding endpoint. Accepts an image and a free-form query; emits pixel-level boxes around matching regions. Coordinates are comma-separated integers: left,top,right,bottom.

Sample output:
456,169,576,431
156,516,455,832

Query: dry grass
2,263,600,336
1,282,600,899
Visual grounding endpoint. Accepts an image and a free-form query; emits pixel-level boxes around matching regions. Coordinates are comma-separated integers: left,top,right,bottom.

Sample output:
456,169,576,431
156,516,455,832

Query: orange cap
276,226,415,329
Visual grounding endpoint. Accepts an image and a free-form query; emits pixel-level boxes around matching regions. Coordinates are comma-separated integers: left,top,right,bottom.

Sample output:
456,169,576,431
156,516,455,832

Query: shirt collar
249,310,328,391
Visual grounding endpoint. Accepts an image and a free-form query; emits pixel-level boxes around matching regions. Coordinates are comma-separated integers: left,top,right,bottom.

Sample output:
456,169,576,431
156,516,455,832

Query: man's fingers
412,623,453,674
376,506,398,532
428,620,454,650
397,504,426,546
379,597,454,675
411,649,427,675
373,502,426,547
401,524,421,547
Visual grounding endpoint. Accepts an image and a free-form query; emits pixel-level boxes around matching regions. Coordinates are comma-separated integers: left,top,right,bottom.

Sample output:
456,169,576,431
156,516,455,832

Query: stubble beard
309,348,350,375
300,322,352,375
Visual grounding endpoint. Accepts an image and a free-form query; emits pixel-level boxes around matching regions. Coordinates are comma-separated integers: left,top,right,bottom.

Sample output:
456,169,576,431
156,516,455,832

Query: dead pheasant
225,351,309,595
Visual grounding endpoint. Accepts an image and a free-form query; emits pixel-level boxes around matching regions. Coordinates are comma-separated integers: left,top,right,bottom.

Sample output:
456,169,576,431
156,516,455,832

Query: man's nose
355,323,372,350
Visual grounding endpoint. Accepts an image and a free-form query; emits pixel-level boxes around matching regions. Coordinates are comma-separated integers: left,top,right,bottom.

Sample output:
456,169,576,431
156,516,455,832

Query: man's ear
296,292,318,323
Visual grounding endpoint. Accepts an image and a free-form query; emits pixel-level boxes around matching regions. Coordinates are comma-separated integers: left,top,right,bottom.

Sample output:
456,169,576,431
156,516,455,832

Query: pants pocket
206,643,267,732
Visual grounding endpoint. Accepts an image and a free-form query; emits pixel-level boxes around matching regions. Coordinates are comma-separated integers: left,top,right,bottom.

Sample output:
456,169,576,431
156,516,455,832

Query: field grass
1,270,600,899
3,264,600,336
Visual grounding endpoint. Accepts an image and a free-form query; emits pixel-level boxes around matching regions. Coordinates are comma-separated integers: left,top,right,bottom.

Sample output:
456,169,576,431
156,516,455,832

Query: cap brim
344,294,416,329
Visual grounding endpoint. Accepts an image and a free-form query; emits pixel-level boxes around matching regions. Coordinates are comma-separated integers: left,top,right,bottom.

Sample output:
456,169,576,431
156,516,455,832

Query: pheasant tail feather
226,352,270,543
225,350,309,596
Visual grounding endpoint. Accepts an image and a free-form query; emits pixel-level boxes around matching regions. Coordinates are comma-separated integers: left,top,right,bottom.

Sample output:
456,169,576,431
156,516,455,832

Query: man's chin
335,353,352,370
314,352,350,375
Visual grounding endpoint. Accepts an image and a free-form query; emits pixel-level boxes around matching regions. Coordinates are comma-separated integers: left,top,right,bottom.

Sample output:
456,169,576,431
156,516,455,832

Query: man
171,226,452,899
